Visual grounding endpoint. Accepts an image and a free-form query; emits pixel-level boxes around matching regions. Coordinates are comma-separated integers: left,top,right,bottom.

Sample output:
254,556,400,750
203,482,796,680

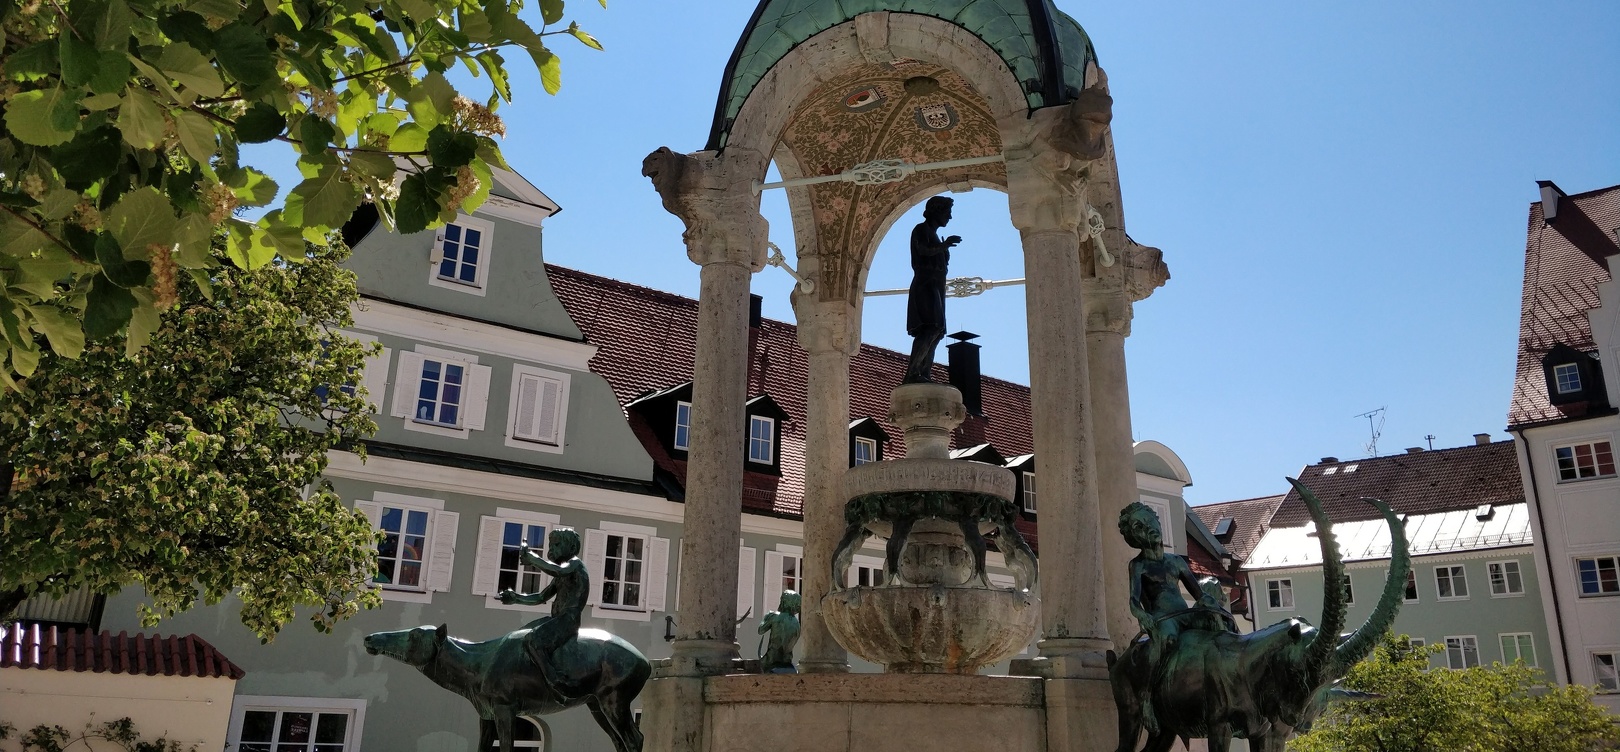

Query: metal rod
863,276,1026,298
754,154,1006,195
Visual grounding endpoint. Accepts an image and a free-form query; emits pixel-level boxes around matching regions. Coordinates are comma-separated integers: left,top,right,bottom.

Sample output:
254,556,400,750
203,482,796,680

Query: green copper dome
707,0,1098,150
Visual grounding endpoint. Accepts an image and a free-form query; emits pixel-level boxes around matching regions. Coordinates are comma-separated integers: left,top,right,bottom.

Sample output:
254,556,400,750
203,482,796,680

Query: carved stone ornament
641,146,768,270
1002,74,1116,235
1124,242,1170,303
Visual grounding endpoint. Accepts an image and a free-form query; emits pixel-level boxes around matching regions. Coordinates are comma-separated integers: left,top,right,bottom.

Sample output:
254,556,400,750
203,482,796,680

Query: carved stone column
642,147,768,676
793,296,858,673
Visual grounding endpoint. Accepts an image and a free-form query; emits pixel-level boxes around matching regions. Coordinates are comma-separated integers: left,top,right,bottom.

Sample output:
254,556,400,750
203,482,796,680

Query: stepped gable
1189,493,1284,563
1,623,245,679
1508,184,1620,427
546,264,1037,544
1270,442,1523,529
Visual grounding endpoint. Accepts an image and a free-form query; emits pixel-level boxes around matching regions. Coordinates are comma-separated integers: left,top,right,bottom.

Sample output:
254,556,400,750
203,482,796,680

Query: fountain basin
822,585,1037,674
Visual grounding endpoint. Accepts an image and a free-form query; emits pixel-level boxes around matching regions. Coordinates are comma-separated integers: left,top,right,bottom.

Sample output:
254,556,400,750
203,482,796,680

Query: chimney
1474,432,1492,446
1320,457,1339,464
947,331,983,416
749,294,763,329
1405,447,1424,454
747,294,764,393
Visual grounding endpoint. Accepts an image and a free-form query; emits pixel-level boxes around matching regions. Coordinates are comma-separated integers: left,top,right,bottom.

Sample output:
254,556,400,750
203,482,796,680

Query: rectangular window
778,553,802,594
1342,574,1354,606
1445,636,1480,669
1488,560,1525,596
415,358,464,427
497,521,548,596
1022,472,1037,514
1267,579,1294,610
673,401,692,451
1553,362,1583,393
1407,637,1426,648
1404,568,1420,603
1554,440,1616,481
1436,565,1469,600
508,368,566,448
748,415,775,464
1594,653,1619,692
857,565,886,588
230,698,364,752
434,220,488,289
376,506,431,590
1499,633,1536,666
854,437,877,466
600,533,646,609
1577,556,1620,597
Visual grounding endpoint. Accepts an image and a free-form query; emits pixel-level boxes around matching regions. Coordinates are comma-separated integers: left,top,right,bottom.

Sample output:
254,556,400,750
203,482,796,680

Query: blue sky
346,2,1620,505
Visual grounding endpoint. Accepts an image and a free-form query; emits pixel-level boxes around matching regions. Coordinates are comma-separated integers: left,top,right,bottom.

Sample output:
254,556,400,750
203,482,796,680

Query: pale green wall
1248,550,1553,670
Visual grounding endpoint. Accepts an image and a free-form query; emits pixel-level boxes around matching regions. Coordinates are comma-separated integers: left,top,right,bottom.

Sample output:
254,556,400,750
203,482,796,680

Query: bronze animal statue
365,624,650,752
1109,478,1410,752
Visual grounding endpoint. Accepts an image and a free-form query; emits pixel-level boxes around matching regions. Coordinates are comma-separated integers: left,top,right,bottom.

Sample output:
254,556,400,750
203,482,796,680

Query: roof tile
1,623,245,679
1271,441,1522,528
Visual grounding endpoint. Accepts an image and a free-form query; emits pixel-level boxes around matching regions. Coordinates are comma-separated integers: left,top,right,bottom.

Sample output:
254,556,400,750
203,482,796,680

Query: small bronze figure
904,196,962,384
757,590,802,673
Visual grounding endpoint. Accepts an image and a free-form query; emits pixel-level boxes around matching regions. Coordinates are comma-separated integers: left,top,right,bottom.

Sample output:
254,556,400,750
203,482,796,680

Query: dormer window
744,394,789,474
854,437,878,465
674,401,692,450
748,415,776,464
428,214,494,295
848,418,891,467
1554,363,1583,394
1004,454,1035,518
1022,472,1037,513
1541,344,1606,406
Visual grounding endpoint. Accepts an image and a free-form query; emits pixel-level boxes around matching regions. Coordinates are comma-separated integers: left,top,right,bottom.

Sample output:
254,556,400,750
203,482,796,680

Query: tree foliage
1290,634,1620,752
0,0,602,386
8,717,195,752
0,240,382,641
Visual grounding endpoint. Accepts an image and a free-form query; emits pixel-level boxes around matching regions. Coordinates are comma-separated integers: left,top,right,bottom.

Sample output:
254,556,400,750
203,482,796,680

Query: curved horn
1289,478,1345,680
1332,496,1410,676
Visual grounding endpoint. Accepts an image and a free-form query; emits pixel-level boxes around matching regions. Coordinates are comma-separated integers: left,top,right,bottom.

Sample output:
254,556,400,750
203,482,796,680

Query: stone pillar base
1042,676,1120,752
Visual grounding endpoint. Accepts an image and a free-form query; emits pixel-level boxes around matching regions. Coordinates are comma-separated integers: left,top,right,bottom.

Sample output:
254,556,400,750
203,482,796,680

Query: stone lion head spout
641,146,693,217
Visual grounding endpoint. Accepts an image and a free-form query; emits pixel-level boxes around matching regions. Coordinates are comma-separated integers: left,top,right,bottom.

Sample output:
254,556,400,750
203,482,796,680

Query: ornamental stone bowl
821,584,1037,674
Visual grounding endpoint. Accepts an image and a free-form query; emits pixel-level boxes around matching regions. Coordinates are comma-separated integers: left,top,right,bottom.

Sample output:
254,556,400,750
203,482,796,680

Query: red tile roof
1270,441,1523,528
547,264,1040,547
1190,494,1284,563
1508,184,1620,428
1,623,245,679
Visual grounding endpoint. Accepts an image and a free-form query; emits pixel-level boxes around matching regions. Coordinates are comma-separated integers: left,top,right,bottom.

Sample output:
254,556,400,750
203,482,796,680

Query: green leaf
5,87,81,146
474,51,511,102
158,43,226,98
476,138,511,170
395,172,444,234
37,189,79,221
60,33,102,89
234,103,287,143
116,91,166,149
284,159,361,229
26,304,86,359
82,92,123,110
88,56,131,96
566,23,604,51
50,126,123,186
390,123,429,153
221,167,279,207
157,12,217,54
124,287,160,357
537,48,561,95
95,232,152,288
393,0,435,21
86,0,136,51
7,337,39,377
346,151,396,183
459,9,494,43
1,41,56,81
540,0,564,25
186,0,240,23
259,211,306,257
127,54,188,105
406,72,457,129
185,267,215,300
214,23,278,87
298,116,336,151
426,126,477,168
0,213,52,258
174,109,218,162
461,158,492,212
107,187,178,256
224,220,277,268
84,273,138,338
174,213,216,268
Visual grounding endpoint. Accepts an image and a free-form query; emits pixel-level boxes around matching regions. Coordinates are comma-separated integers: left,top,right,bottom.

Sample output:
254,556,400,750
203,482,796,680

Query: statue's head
1117,502,1163,549
923,195,953,225
777,590,801,615
548,527,582,561
363,624,446,667
1198,576,1231,610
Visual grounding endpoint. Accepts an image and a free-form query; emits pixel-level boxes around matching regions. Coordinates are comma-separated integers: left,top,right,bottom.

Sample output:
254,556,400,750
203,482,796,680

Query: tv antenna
1354,407,1386,457
1425,434,1436,450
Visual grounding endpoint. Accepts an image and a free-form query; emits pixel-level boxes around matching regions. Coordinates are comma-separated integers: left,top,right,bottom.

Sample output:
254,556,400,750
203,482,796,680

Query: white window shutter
471,516,504,596
647,536,671,612
360,346,391,413
764,551,785,602
583,528,608,606
513,374,542,440
391,351,426,418
354,500,382,530
426,510,459,592
462,363,494,431
737,542,756,619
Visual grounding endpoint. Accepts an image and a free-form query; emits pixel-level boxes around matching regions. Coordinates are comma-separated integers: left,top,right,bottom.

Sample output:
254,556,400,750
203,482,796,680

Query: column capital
1000,78,1113,236
643,146,769,270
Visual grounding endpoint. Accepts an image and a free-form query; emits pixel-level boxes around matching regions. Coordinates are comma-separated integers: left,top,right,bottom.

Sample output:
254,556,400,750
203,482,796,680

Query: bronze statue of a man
904,196,962,383
758,590,801,673
497,527,591,699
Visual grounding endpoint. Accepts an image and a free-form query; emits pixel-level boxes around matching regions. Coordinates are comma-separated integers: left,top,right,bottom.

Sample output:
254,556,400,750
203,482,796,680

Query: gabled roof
1190,494,1284,563
1,624,245,679
1270,441,1523,528
1246,502,1534,571
1507,183,1620,428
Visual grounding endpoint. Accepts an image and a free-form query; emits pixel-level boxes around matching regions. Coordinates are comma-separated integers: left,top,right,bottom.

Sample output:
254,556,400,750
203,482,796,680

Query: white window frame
1553,362,1583,394
673,401,692,451
585,522,669,621
355,493,456,604
472,507,563,613
854,436,878,466
505,365,571,453
1499,632,1536,666
849,554,887,588
1575,555,1620,597
1404,568,1420,603
392,346,491,439
1487,560,1525,597
332,329,390,414
1444,635,1480,669
227,695,366,752
1435,564,1470,601
1266,578,1294,610
600,531,649,610
1553,438,1617,482
1406,637,1426,648
485,718,546,749
764,544,804,603
428,214,495,296
1342,573,1354,606
1593,652,1620,692
1022,472,1037,514
748,415,776,465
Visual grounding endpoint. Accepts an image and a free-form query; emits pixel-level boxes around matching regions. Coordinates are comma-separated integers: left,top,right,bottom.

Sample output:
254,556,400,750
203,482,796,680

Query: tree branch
0,204,88,263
